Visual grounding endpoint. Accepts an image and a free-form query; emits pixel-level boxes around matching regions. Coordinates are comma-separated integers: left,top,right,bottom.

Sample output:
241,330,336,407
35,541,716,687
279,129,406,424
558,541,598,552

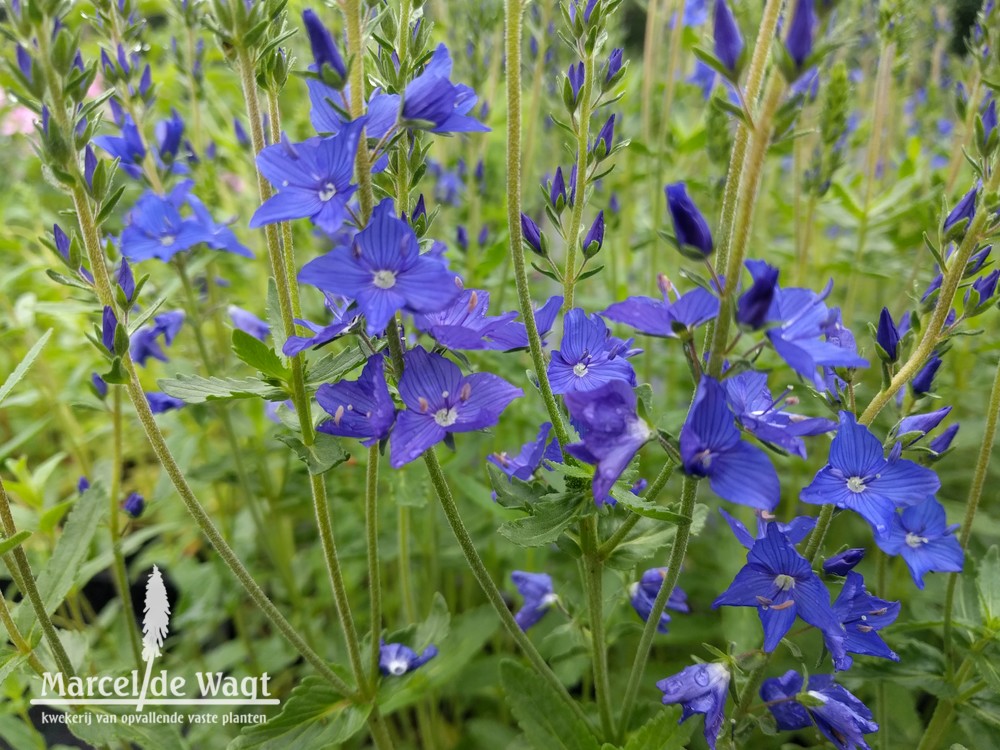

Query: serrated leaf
488,463,547,510
14,483,107,633
0,329,52,407
232,329,289,380
611,487,691,525
500,660,600,750
228,677,368,749
498,494,587,547
159,374,287,403
623,706,695,750
305,344,368,386
276,432,349,475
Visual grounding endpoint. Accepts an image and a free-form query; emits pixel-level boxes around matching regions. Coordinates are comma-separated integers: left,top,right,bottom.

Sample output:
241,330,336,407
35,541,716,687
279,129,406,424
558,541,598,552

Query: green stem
109,387,144,669
504,0,572,449
266,88,303,320
580,516,614,739
0,589,45,674
562,52,595,309
598,460,674,560
422,449,597,735
616,475,699,740
0,475,75,677
366,445,383,681
344,0,376,218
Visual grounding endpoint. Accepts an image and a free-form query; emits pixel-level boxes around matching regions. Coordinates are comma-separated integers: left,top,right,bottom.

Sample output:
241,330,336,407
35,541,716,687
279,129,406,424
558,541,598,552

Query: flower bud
665,182,713,257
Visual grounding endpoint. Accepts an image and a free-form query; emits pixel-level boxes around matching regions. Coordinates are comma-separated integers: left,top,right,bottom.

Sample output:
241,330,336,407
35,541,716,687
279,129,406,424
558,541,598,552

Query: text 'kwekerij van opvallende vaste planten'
1,0,999,747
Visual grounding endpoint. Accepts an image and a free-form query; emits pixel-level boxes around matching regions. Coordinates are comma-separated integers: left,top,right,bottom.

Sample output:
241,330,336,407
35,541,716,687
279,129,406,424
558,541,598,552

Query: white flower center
573,362,589,377
387,659,408,676
373,270,397,289
774,574,796,591
846,476,866,493
318,182,336,201
160,235,175,246
434,407,458,427
905,532,928,549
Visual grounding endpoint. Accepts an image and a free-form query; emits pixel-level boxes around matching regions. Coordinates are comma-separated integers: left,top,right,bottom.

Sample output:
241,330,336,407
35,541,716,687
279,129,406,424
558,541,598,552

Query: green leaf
488,463,547,510
611,487,692,525
276,432,349,475
0,329,52,407
0,529,31,557
498,494,588,547
37,499,75,534
14,483,107,633
305,344,368,387
228,676,369,750
232,329,289,380
977,545,1000,626
159,374,287,403
415,592,450,651
623,706,695,750
68,710,188,750
500,660,600,750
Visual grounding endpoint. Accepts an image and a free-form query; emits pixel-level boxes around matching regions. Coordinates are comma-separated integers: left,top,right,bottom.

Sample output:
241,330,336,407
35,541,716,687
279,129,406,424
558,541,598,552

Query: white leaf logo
141,565,170,661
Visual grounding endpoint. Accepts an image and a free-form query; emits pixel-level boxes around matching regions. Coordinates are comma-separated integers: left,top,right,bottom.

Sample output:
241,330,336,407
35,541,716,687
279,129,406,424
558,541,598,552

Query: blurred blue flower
876,307,900,361
489,422,562,481
401,44,489,133
603,283,719,338
121,492,145,518
511,571,558,630
911,352,943,396
629,567,689,633
379,641,437,676
665,182,713,256
283,295,359,356
713,0,744,74
785,0,817,70
736,260,779,330
228,306,270,342
146,392,186,413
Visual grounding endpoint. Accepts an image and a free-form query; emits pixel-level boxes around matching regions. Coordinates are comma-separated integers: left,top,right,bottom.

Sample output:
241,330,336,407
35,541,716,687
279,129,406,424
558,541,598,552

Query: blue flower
736,260,778,330
316,353,396,447
511,571,558,630
119,191,215,263
929,423,960,454
876,307,900,361
307,78,399,141
548,309,638,394
582,211,605,255
943,183,978,233
93,114,146,179
564,380,652,504
718,508,817,550
401,44,488,133
130,311,185,367
78,476,90,493
785,0,817,70
414,289,562,351
822,548,865,576
713,525,844,655
489,422,561,482
721,370,835,458
302,9,346,79
250,121,364,235
827,571,900,669
102,306,118,355
91,373,108,399
713,0,744,75
146,392,186,414
379,641,438,676
629,567,689,634
760,671,878,750
680,376,780,510
227,306,269,343
593,116,615,157
604,284,719,339
520,213,544,255
665,182,713,256
911,352,943,395
300,200,461,335
656,662,730,750
801,412,941,535
390,347,522,468
283,295,359,356
876,497,963,589
894,406,952,444
121,492,145,518
603,48,624,84
117,259,136,307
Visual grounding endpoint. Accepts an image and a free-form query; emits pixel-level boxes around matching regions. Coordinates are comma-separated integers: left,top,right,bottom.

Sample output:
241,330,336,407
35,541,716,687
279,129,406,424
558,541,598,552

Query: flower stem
580,516,614,739
504,0,572,449
0,475,76,677
598,460,674,560
421,448,598,735
562,51,595,309
0,587,45,674
366,444,383,681
343,0,376,217
616,474,699,740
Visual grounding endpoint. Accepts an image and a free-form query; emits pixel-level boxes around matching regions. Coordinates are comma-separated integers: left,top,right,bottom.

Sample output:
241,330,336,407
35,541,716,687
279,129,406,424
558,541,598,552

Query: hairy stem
580,516,614,738
562,52,595,309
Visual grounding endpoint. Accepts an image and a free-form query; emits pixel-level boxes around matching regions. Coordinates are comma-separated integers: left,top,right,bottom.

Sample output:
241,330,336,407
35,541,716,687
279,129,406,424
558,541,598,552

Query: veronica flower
117,259,136,307
604,281,719,339
680,376,780,510
228,306,270,342
713,0,744,75
714,525,845,656
929,423,960,454
300,200,461,335
520,214,544,255
283,295,359,356
489,422,562,481
761,671,878,750
91,373,108,399
130,326,168,366
511,571,558,630
146,392,186,414
102,306,118,354
316,353,396,447
894,406,952,444
665,182,713,256
911,352,943,395
302,9,346,79
629,567,689,633
564,380,651,503
414,289,561,351
121,492,145,518
826,571,900,669
250,120,364,235
93,114,146,179
722,370,835,458
656,663,730,750
390,347,522,468
785,0,817,70
379,641,438,676
119,191,214,263
401,44,489,133
823,548,865,576
583,211,605,255
307,78,399,143
736,260,778,330
548,309,638,394
876,307,900,361
718,508,817,550
78,476,90,493
802,412,940,535
943,183,977,233
876,497,963,589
